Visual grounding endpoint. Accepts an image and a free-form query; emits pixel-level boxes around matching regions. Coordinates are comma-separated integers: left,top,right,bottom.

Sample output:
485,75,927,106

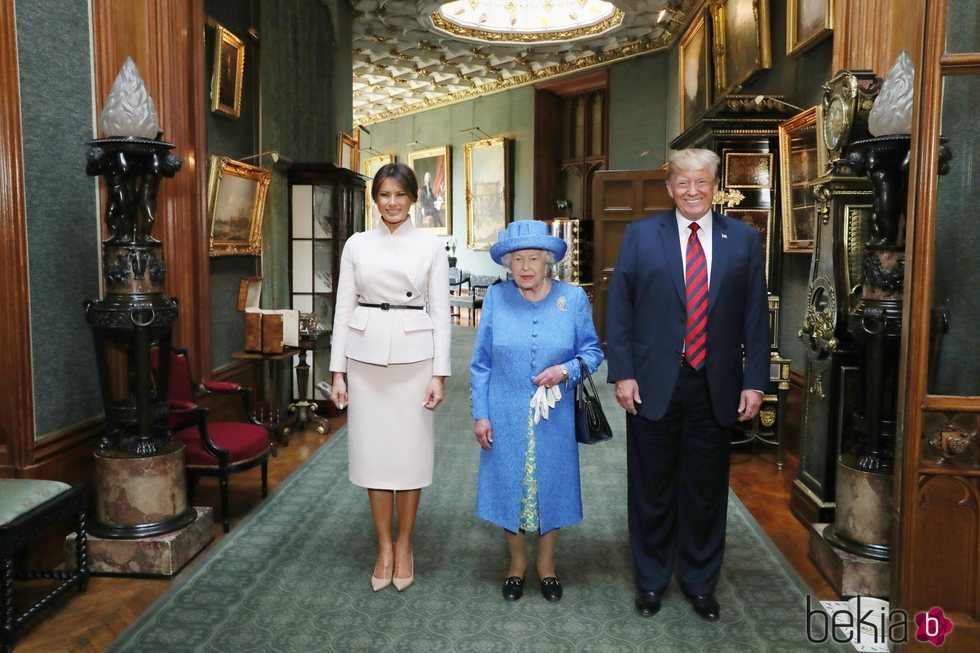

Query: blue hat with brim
489,220,568,265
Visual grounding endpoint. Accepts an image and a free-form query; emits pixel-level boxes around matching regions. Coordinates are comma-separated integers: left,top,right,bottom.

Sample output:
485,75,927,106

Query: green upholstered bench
0,480,88,653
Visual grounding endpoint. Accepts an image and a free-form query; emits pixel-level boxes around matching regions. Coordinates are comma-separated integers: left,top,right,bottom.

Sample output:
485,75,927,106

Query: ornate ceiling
352,0,692,125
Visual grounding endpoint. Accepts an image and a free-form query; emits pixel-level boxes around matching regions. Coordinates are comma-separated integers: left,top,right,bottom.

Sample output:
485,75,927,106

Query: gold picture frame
408,146,452,236
710,0,772,98
464,137,510,251
679,8,713,133
778,106,828,253
337,131,359,171
787,0,834,57
207,156,272,256
362,153,395,231
210,24,245,118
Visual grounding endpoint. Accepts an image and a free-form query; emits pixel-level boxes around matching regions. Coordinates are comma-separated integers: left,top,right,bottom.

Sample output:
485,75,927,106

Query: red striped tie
685,223,708,370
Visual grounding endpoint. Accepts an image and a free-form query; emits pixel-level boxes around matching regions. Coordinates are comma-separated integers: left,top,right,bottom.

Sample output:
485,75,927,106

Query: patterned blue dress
470,280,604,534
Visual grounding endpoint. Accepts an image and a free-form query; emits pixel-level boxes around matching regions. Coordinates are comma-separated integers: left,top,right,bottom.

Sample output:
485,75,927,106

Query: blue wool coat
470,280,604,534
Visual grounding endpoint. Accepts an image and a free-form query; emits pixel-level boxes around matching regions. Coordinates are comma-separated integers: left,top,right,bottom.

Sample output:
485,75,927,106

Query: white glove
530,384,564,424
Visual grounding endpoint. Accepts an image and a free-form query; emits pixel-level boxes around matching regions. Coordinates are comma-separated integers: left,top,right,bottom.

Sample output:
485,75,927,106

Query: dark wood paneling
0,0,35,475
591,168,672,344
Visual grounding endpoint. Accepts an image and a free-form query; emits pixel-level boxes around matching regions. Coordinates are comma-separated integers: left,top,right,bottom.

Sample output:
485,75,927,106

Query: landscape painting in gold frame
207,156,272,256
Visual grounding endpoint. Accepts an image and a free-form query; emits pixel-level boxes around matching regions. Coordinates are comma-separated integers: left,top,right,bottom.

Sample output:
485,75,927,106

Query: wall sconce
239,150,291,165
753,95,804,112
460,126,493,140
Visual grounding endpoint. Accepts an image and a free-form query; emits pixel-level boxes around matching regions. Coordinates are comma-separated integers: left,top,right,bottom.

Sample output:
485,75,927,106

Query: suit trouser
626,363,731,596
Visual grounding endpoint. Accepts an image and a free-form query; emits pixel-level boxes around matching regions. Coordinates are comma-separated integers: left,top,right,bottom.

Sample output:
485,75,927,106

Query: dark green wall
610,52,672,170
205,0,351,369
17,0,101,438
206,0,260,370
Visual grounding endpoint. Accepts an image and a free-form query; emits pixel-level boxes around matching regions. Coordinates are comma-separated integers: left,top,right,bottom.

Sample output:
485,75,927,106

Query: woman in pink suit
330,163,451,592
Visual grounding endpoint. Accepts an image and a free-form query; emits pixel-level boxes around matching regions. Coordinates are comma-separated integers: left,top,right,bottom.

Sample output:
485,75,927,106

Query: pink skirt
345,358,434,490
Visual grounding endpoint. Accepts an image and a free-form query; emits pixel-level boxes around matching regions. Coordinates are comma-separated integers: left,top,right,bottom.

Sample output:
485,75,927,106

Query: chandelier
432,0,625,44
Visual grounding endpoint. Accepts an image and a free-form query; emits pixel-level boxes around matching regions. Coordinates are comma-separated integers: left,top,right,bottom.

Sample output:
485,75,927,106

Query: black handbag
574,356,613,445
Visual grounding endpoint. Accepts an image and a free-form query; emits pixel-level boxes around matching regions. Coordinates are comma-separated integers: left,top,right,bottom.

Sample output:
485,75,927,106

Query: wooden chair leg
2,556,13,653
219,472,230,533
261,462,268,498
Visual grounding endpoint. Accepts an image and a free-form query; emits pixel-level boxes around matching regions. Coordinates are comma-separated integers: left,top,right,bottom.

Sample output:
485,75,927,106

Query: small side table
280,335,331,438
231,347,301,445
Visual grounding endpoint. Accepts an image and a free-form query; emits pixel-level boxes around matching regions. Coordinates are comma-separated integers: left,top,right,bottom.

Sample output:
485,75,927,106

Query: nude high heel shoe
393,554,414,591
371,560,393,591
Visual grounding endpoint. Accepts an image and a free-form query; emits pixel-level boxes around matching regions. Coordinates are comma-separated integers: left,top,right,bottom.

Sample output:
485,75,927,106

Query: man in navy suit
606,148,770,621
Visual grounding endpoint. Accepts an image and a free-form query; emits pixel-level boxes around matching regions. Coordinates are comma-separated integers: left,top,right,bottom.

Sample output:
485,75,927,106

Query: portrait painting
361,153,395,230
679,9,712,133
465,138,510,251
711,0,772,98
787,0,834,56
210,24,244,118
408,146,452,236
207,156,271,256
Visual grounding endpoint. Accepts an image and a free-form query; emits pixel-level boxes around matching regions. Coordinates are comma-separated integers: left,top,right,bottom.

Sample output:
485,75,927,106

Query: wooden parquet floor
13,381,833,652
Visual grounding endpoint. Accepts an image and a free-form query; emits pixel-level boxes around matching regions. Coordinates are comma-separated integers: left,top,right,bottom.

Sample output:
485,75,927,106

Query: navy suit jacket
606,210,771,426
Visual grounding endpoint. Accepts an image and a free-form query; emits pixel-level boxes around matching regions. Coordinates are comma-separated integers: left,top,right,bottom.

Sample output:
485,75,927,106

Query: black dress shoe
687,593,720,621
634,590,663,617
540,576,563,602
502,576,525,601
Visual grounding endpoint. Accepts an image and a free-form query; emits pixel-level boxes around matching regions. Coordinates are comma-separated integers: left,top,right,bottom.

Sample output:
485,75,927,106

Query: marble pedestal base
809,522,889,598
67,506,213,576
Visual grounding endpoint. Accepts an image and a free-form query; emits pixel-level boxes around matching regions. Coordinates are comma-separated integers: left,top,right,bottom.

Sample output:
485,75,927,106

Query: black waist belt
358,302,424,311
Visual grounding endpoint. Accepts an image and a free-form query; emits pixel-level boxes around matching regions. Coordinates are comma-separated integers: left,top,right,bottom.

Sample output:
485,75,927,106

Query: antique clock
821,70,880,173
791,70,879,525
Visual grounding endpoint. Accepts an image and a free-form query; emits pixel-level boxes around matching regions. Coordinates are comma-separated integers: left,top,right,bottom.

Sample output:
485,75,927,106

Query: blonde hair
667,148,720,182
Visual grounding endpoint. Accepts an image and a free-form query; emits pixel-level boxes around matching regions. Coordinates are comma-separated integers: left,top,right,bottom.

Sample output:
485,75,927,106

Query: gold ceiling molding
357,28,674,126
430,9,626,45
352,0,690,124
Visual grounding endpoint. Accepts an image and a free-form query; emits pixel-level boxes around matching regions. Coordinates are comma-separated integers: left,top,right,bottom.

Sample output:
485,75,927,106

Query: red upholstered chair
152,347,273,532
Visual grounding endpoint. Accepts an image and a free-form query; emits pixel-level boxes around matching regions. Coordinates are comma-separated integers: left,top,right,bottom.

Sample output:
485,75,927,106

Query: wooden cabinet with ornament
287,164,367,402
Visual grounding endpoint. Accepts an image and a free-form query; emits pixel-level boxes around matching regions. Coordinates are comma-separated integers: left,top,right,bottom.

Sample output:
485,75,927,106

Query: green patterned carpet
109,327,840,652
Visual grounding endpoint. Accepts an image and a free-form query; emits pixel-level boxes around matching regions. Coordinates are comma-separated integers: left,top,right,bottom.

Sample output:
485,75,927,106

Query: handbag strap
575,356,600,397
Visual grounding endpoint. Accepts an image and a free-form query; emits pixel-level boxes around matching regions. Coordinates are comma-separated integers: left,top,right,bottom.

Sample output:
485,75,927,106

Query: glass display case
287,164,367,400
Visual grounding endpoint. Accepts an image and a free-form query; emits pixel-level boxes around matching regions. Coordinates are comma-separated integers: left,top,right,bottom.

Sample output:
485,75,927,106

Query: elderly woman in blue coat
470,220,603,602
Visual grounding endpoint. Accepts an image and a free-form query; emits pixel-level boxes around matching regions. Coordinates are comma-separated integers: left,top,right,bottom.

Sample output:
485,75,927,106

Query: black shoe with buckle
502,576,525,601
540,576,563,602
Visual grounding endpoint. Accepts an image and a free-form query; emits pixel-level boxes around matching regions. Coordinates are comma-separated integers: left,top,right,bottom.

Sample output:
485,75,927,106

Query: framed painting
679,8,712,133
337,132,358,171
210,24,244,118
710,0,772,98
723,152,773,189
206,156,272,256
726,207,775,284
362,153,395,230
408,146,452,236
778,106,827,252
787,0,833,56
464,138,510,251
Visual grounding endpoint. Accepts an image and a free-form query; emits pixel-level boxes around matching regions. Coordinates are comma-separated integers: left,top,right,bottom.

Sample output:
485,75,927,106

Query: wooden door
893,2,980,650
591,169,672,345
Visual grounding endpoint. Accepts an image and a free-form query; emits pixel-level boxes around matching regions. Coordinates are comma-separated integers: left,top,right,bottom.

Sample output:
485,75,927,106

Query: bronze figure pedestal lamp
75,59,213,574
